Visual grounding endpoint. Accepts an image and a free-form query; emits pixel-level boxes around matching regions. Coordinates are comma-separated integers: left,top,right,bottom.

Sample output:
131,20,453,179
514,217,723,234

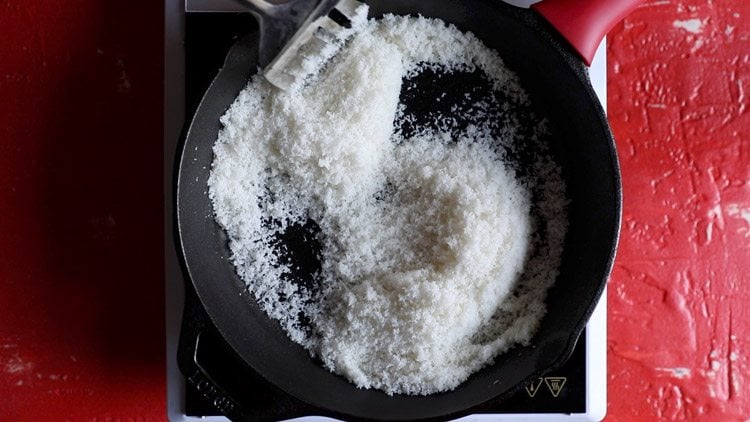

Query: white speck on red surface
672,18,704,34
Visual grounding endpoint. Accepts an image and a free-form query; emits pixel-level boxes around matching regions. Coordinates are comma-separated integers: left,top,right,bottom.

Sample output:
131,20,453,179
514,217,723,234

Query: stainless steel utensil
235,0,364,90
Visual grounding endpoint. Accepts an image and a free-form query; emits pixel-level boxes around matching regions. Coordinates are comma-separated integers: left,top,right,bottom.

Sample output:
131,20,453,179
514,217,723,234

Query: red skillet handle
531,0,644,66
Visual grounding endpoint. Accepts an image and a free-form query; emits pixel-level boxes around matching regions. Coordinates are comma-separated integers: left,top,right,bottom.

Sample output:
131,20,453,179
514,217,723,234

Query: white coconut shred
208,11,568,396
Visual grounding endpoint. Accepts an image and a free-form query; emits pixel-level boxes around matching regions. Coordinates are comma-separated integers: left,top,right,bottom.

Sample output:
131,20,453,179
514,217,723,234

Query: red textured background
0,0,748,420
0,0,165,420
608,0,750,420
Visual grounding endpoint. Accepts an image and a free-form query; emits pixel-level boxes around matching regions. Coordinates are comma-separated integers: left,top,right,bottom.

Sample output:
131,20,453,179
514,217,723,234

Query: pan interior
176,0,620,419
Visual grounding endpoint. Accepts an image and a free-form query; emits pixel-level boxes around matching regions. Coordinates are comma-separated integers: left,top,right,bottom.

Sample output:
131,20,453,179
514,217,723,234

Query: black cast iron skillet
176,0,629,419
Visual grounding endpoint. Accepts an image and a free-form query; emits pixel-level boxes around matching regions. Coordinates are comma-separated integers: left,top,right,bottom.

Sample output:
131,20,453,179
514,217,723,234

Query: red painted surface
0,0,748,420
608,0,750,420
0,0,166,420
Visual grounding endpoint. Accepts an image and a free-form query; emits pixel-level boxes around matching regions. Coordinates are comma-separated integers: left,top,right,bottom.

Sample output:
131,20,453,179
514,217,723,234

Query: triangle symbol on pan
544,377,567,397
524,377,544,397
